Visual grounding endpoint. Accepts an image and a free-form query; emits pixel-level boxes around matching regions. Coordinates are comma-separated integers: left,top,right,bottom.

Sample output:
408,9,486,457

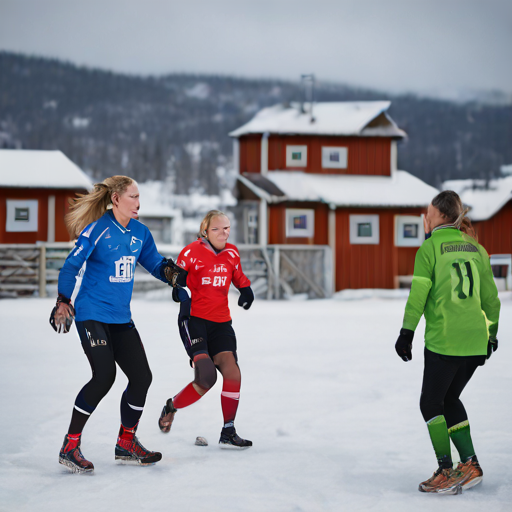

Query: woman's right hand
49,295,76,333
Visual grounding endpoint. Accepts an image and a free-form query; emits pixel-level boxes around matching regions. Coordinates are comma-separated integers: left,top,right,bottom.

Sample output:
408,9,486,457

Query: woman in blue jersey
50,175,186,473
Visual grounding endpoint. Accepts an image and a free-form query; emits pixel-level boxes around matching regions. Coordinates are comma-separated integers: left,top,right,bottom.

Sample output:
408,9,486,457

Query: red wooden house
0,150,93,243
443,176,512,256
230,101,439,291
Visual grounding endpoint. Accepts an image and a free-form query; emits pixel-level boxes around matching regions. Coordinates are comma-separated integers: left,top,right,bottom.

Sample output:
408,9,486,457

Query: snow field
0,293,511,512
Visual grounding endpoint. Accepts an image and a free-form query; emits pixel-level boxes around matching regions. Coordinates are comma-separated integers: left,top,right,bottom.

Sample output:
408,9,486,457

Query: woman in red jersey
158,210,254,448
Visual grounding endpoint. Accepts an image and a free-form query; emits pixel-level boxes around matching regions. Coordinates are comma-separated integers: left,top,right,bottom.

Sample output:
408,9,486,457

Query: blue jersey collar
107,210,131,234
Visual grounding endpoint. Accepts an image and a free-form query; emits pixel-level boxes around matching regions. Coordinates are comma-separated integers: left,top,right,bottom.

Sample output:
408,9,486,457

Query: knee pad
194,358,217,391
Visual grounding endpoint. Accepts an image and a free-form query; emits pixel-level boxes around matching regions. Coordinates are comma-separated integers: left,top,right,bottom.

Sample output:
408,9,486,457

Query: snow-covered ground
1,293,511,512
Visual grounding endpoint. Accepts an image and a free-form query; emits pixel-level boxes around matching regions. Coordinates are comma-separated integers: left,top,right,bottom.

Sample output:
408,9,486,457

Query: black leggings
73,320,152,426
420,348,484,428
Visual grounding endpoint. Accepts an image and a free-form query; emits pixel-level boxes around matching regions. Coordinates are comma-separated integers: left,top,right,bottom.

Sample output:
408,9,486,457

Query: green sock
427,415,452,468
448,420,475,462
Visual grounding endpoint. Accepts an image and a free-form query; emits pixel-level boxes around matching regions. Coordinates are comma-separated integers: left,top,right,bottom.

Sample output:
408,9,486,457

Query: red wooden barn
0,150,93,243
443,175,512,256
230,101,439,291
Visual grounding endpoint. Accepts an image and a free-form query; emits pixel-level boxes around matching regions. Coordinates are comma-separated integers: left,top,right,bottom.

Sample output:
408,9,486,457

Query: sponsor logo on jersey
190,337,204,346
130,236,142,253
202,277,212,285
86,328,107,348
110,256,136,282
211,264,227,273
213,276,227,287
441,242,478,255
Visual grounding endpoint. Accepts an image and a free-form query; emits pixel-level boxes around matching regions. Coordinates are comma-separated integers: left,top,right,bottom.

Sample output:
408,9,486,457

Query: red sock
118,424,137,442
173,383,203,409
63,433,81,452
221,379,241,426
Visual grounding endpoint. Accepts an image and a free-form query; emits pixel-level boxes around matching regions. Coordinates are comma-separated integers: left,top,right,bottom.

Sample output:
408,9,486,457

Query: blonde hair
66,175,135,239
198,210,228,239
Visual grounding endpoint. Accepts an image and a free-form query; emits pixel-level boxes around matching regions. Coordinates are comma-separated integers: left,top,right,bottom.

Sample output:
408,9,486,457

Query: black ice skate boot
158,398,177,433
59,434,94,473
219,426,252,450
115,425,162,465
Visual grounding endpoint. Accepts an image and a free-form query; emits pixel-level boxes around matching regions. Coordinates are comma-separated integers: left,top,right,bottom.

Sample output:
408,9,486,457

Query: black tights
68,320,152,434
420,348,484,428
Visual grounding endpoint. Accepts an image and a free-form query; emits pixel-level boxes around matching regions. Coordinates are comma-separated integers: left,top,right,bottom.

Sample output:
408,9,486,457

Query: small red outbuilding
0,149,93,243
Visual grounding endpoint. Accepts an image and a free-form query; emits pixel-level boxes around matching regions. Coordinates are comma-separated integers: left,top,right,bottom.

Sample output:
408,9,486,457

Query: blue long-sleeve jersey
58,211,167,323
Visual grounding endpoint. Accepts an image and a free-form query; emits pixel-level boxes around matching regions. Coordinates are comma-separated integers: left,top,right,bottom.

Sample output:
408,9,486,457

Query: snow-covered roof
0,149,93,190
137,181,181,218
442,177,512,221
229,101,406,138
238,170,438,208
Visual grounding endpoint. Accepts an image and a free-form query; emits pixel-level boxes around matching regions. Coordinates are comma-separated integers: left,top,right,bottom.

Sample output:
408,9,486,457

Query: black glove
487,337,498,359
49,294,76,333
238,286,254,310
163,259,188,288
395,328,414,362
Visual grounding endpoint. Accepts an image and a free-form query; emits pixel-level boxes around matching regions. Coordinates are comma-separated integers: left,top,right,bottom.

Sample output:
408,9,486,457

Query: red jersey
177,239,251,322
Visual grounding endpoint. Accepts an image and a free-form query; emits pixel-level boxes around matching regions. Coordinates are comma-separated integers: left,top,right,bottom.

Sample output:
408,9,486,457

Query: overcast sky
0,0,511,98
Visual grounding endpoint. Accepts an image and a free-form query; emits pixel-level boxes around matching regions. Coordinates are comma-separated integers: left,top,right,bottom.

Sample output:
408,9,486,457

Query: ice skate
59,435,94,474
456,456,483,491
219,427,252,450
158,398,177,433
115,426,162,465
419,466,463,494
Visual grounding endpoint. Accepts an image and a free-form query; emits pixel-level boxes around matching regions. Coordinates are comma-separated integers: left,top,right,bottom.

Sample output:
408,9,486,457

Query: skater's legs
173,354,217,408
111,323,153,429
68,321,117,435
420,349,461,467
445,359,481,462
214,351,241,427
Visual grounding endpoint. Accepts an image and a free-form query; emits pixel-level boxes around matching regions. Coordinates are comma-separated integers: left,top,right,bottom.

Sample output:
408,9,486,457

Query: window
350,214,379,244
286,209,314,238
286,145,308,167
6,200,38,232
322,147,348,169
395,215,424,247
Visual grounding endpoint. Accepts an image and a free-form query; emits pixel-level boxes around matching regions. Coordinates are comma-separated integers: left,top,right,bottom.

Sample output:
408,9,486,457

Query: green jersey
402,226,500,356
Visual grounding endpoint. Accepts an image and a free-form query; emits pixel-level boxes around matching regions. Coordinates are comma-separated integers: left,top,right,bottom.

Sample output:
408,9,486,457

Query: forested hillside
1,51,511,193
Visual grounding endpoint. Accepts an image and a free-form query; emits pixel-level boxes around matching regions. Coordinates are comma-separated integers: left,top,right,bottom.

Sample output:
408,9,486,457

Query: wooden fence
0,243,333,299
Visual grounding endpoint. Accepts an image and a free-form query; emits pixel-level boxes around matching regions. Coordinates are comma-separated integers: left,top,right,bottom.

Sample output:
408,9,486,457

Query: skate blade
218,442,251,450
115,457,157,466
461,476,483,490
59,458,94,474
435,484,463,495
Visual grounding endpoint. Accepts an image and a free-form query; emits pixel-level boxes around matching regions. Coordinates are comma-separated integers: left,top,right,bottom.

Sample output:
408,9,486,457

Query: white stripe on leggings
74,405,91,415
128,402,144,411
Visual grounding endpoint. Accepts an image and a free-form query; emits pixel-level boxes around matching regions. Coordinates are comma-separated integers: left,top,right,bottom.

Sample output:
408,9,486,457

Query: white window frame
395,215,424,247
322,147,348,169
6,199,39,232
349,214,379,245
286,145,308,167
286,208,315,238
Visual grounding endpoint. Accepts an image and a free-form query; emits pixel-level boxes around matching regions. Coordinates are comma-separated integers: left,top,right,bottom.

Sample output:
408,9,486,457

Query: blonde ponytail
66,175,134,239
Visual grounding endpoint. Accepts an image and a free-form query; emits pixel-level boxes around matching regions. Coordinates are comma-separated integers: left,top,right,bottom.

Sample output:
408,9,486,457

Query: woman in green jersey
395,190,500,495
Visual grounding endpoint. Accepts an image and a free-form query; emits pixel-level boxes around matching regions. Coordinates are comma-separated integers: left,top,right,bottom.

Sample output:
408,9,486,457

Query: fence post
39,245,47,298
273,246,280,299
